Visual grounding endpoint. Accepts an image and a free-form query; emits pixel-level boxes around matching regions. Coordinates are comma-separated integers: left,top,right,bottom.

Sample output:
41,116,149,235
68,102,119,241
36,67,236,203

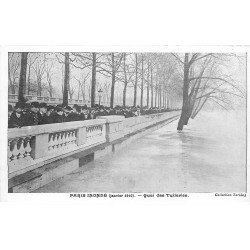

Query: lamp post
98,88,103,106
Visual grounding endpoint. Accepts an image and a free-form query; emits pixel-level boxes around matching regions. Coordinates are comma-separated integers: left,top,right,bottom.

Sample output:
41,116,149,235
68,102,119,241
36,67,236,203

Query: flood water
36,110,247,193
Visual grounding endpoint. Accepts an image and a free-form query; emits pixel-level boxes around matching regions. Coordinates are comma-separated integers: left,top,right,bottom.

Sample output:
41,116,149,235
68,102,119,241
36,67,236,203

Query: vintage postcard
0,46,248,201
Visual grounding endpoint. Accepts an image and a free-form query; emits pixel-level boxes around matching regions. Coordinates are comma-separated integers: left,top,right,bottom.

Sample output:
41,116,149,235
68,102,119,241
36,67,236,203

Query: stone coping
8,111,180,139
8,119,106,139
96,115,125,123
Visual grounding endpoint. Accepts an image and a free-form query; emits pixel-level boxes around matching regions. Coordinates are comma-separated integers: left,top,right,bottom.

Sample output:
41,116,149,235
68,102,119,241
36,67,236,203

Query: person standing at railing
8,102,25,128
46,105,56,124
38,103,49,125
79,107,88,121
62,106,74,122
87,108,96,120
51,106,64,123
24,102,43,126
71,105,81,121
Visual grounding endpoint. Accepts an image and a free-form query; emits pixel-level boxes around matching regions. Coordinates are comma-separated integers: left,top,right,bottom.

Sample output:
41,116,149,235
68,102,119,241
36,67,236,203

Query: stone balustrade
8,111,180,180
8,119,106,178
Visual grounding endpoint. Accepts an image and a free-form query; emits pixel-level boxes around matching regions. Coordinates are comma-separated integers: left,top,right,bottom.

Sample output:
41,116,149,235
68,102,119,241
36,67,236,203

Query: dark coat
38,113,49,125
23,111,43,126
8,112,25,128
79,113,87,121
51,113,64,123
68,112,80,122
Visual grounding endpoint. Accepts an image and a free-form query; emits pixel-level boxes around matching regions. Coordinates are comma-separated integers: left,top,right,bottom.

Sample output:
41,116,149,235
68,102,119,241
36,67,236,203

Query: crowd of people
8,101,175,128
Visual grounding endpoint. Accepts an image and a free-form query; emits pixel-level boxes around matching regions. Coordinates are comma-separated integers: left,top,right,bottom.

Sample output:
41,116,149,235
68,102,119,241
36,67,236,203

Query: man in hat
25,102,43,126
38,102,49,125
79,106,88,121
51,106,64,123
8,102,25,128
46,105,56,124
71,104,81,121
62,106,73,122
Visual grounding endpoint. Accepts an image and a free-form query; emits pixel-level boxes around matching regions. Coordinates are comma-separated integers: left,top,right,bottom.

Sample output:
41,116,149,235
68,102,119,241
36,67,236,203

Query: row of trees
10,52,183,109
9,52,245,130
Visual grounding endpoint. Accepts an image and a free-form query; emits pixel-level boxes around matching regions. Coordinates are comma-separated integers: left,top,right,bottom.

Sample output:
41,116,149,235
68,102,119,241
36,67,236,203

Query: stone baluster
24,137,32,157
58,132,63,148
62,132,67,146
72,130,76,144
48,134,54,150
65,131,70,145
8,140,13,162
12,140,19,161
18,138,25,158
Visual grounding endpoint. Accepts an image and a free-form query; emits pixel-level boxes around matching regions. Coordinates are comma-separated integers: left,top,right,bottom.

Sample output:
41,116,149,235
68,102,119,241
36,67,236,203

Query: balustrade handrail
8,111,178,138
8,119,106,139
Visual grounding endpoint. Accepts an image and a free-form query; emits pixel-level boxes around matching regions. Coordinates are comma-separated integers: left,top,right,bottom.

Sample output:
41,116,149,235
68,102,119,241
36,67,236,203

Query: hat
56,106,63,112
39,102,47,108
15,102,25,109
31,102,39,108
63,106,73,111
47,105,55,111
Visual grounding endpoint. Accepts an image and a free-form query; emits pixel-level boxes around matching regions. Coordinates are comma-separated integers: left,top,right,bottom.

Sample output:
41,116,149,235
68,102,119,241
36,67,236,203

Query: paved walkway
35,111,246,193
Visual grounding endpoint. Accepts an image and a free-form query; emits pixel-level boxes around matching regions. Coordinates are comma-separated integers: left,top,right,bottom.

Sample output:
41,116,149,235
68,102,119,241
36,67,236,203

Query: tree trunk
63,52,69,106
8,66,15,94
147,59,150,107
37,78,42,96
77,82,81,101
91,53,96,107
159,85,162,108
82,81,86,102
177,53,190,131
123,53,127,107
110,53,115,108
133,53,138,107
155,85,157,107
140,54,144,108
27,63,31,95
49,85,53,98
150,67,153,108
18,52,28,104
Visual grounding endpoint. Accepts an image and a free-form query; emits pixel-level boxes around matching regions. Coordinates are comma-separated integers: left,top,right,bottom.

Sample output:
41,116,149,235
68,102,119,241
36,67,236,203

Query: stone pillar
31,133,49,159
77,127,87,146
97,116,125,142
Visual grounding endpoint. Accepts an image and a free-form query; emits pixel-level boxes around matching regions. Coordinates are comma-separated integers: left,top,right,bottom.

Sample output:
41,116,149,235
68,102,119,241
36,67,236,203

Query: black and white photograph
1,1,250,250
7,51,247,194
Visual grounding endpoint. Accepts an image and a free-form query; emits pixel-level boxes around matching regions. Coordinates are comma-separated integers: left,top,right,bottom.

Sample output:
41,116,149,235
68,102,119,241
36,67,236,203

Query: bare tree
171,53,246,131
8,53,21,94
133,53,138,107
63,52,70,106
74,73,90,101
18,53,28,104
45,61,54,97
32,54,46,96
119,53,136,106
26,53,39,95
96,53,123,108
